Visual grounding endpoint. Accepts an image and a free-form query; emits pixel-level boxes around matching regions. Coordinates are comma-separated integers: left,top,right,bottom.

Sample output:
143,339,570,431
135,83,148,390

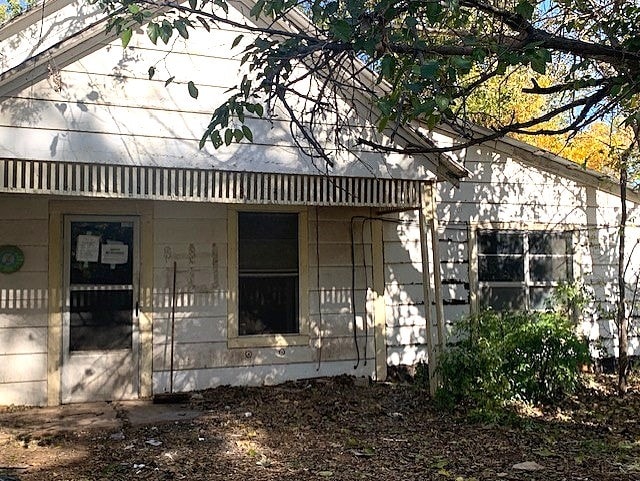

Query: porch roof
0,158,425,208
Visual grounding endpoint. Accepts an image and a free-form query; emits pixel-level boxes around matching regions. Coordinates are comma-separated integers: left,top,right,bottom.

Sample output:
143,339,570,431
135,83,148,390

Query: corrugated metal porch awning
0,159,425,208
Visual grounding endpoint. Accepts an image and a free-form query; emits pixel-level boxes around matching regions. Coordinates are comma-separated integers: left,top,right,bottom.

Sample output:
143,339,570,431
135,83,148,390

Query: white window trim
227,205,309,348
469,222,581,313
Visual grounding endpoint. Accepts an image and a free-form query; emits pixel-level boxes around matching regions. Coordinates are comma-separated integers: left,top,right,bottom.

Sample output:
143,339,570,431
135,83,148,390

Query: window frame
227,205,309,348
469,223,579,313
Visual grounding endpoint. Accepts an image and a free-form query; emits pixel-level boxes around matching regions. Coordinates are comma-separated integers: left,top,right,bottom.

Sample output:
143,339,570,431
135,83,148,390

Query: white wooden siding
435,140,640,357
0,195,49,405
0,9,437,180
382,212,426,365
151,203,376,394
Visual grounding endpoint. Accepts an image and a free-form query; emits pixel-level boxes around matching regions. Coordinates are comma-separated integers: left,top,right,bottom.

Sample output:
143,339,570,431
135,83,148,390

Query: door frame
62,215,139,403
47,200,154,405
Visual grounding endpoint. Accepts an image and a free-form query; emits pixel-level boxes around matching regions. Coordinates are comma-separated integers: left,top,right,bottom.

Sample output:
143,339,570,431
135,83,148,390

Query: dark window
478,230,573,311
238,212,299,335
68,220,134,351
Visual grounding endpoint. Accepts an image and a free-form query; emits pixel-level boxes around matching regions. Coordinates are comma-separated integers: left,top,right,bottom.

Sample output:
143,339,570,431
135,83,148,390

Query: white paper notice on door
76,235,100,262
101,243,128,265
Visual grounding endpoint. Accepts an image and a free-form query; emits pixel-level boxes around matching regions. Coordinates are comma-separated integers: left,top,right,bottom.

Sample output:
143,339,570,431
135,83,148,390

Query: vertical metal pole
170,261,177,394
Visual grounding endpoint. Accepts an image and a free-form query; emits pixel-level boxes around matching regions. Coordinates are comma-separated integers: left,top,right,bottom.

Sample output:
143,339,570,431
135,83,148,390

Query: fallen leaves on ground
2,374,640,480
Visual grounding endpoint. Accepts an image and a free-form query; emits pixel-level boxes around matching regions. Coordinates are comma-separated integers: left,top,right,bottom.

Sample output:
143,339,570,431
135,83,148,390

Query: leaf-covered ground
1,374,640,481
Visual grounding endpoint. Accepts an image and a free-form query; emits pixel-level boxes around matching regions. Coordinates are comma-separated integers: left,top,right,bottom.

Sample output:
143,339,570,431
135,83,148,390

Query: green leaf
214,0,228,14
515,0,534,20
330,19,353,42
188,0,196,9
435,94,449,112
253,103,264,117
196,16,210,31
232,34,244,49
377,116,389,132
187,81,199,99
380,55,395,81
211,130,223,148
233,128,244,142
242,125,253,142
224,128,233,145
175,19,189,39
120,27,133,48
159,21,172,44
424,2,441,23
250,0,265,18
199,130,209,149
420,61,439,79
148,66,155,79
165,76,175,87
146,23,160,44
127,4,140,14
451,56,472,73
324,1,338,16
530,49,551,74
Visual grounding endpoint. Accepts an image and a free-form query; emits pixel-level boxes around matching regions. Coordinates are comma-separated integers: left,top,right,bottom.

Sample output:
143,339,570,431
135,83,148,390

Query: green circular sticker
0,245,24,274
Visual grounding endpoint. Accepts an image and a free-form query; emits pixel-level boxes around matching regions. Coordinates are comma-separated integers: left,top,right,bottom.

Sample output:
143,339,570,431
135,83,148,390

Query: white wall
0,195,49,405
151,203,376,393
0,5,431,180
435,141,640,357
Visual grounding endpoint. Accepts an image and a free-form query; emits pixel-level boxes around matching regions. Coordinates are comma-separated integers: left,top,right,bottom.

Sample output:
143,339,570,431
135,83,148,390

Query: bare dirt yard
1,374,640,481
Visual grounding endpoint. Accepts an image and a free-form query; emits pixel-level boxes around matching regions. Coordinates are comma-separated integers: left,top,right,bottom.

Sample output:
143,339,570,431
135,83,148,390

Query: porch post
418,182,445,396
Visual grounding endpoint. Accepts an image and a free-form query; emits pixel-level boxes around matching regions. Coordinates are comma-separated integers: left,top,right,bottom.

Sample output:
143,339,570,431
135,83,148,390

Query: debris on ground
0,374,639,480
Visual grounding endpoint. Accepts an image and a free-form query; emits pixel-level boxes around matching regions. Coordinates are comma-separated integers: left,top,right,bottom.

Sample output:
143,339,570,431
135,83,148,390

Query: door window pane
70,221,133,285
70,289,133,350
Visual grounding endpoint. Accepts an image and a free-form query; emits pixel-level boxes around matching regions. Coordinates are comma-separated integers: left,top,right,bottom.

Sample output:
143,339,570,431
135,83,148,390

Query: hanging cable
360,216,370,366
350,214,409,369
350,216,361,369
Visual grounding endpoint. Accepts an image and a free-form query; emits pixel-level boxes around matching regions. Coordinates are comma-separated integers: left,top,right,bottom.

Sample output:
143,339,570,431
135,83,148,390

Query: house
0,0,638,406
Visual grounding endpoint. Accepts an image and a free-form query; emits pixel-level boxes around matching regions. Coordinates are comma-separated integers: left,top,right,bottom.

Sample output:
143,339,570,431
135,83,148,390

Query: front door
62,216,140,403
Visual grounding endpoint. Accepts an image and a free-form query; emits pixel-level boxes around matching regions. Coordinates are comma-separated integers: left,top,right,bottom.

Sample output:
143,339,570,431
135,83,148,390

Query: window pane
70,289,133,351
238,212,300,336
478,232,523,254
239,275,298,335
529,232,571,255
479,255,524,281
479,286,526,311
529,287,555,311
529,256,571,281
239,213,298,272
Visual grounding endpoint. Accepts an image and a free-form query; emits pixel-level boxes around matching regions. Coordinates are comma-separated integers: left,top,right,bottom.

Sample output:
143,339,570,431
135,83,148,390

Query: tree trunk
618,156,628,397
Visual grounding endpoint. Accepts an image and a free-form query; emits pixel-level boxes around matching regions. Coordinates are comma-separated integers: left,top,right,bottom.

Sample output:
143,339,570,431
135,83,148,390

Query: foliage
548,281,592,320
464,66,638,173
435,310,591,415
0,0,35,23
94,0,640,168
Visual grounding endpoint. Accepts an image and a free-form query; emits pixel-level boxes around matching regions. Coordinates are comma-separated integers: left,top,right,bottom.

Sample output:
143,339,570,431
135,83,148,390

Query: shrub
435,310,590,412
